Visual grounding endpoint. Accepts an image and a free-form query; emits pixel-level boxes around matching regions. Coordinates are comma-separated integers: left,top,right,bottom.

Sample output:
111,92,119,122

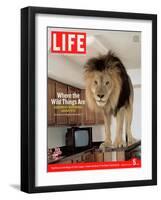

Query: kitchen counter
48,147,95,164
48,141,141,164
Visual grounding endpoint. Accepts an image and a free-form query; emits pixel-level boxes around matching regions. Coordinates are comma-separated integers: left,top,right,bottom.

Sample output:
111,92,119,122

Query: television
66,127,92,153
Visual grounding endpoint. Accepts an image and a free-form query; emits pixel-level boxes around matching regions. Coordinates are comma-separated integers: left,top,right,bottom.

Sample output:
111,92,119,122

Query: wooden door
77,88,83,125
48,79,56,125
55,82,68,125
95,110,104,124
67,86,78,125
71,154,82,163
81,89,96,125
82,151,94,162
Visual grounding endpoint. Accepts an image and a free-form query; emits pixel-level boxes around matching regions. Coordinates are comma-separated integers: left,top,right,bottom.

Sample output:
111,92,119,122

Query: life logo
51,31,86,54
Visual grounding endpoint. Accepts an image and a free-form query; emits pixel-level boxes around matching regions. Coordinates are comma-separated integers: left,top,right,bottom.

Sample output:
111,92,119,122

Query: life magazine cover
47,27,141,172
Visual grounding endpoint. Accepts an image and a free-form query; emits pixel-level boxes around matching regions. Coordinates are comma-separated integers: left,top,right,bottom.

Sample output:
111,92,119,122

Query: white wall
48,127,67,148
48,125,105,148
132,87,141,140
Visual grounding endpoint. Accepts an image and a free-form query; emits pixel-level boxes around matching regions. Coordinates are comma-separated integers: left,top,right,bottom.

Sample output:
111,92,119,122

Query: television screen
75,130,89,147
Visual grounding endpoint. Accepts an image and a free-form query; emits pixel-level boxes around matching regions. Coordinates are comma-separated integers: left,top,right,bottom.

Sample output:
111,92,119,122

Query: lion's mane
84,51,131,115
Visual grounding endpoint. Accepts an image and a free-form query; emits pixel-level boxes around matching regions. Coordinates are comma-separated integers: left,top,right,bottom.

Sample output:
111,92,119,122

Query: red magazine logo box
51,31,86,54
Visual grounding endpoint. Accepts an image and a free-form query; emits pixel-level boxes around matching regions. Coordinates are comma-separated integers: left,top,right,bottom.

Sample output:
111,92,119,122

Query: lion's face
84,52,126,112
90,70,113,107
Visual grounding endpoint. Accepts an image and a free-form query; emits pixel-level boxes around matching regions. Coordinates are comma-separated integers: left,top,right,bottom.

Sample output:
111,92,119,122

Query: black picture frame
21,6,157,193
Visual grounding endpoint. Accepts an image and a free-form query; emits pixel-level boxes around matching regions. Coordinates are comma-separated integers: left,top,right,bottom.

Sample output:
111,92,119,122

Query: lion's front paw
113,138,126,148
127,136,137,146
99,139,112,150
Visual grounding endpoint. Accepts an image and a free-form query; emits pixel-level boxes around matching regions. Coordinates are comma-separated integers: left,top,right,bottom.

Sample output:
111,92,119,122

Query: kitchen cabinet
48,79,56,125
95,110,104,124
48,148,95,164
82,151,94,162
75,88,82,125
47,78,104,126
48,142,141,165
81,89,96,125
67,86,81,125
55,81,68,125
71,154,82,163
58,159,72,164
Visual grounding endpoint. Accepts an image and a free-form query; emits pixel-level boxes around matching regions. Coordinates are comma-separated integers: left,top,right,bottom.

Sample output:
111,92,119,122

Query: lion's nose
97,94,104,99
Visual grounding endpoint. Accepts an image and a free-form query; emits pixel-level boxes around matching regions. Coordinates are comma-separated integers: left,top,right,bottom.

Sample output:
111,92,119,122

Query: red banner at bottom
48,158,141,172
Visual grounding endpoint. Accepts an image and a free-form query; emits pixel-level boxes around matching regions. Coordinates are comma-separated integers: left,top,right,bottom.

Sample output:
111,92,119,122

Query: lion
84,51,137,149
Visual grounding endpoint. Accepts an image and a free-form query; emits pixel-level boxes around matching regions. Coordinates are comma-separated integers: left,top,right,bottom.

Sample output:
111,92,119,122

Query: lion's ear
84,70,94,82
84,63,91,72
108,61,120,68
84,58,98,72
107,61,120,73
107,62,121,74
84,69,89,79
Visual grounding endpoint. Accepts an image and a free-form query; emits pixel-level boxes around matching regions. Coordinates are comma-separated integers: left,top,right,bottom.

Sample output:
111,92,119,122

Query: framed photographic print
21,6,157,193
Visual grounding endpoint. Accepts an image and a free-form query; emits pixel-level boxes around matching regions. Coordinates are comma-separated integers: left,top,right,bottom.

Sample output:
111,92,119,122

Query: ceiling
48,28,141,88
48,28,141,69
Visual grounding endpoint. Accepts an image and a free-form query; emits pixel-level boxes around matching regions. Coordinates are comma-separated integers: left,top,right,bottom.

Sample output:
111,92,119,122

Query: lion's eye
106,81,109,85
94,80,98,84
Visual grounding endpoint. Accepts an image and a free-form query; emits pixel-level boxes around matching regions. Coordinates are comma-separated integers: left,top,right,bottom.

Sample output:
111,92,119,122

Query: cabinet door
94,151,104,162
95,110,104,124
55,82,68,125
58,159,72,164
82,151,94,162
67,86,78,125
77,88,83,125
81,89,96,125
48,79,56,125
71,155,82,163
